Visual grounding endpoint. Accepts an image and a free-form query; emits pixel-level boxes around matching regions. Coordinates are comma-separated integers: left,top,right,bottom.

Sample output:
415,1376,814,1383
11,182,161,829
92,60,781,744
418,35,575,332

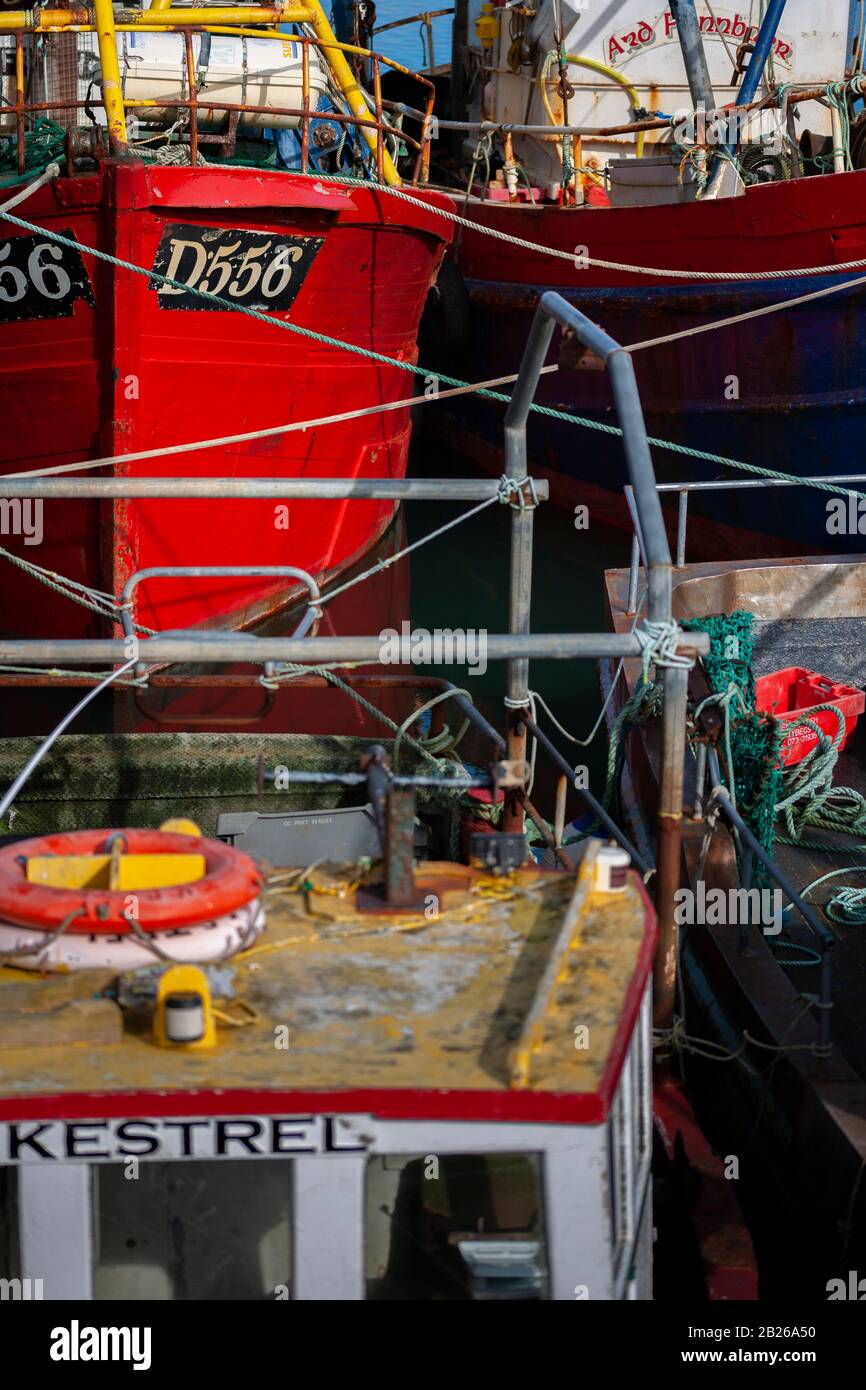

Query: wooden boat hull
0,160,453,636
604,554,866,1290
438,169,866,558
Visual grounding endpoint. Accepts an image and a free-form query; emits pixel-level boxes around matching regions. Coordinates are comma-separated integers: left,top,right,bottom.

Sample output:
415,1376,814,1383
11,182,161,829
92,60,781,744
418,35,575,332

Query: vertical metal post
372,56,384,184
301,41,311,174
94,0,128,151
627,534,640,616
184,31,199,166
503,311,553,834
385,786,417,907
705,0,789,195
654,664,689,1031
669,0,716,111
676,490,688,568
14,34,24,176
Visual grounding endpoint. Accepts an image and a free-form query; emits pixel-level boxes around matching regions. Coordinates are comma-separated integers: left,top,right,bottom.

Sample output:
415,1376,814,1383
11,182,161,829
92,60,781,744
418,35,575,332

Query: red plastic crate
755,667,865,766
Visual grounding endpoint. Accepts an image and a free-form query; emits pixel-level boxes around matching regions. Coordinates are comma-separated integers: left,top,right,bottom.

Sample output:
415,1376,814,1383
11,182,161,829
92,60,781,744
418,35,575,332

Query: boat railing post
184,30,200,166
506,292,690,1030
301,41,311,174
676,490,689,569
626,532,640,616
502,306,556,834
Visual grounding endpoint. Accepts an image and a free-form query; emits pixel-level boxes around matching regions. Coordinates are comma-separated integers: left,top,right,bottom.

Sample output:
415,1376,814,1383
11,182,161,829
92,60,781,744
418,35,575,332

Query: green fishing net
684,610,784,881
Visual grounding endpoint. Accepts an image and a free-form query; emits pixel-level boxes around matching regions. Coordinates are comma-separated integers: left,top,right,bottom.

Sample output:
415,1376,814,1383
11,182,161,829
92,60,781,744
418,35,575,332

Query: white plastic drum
118,31,330,130
0,898,265,971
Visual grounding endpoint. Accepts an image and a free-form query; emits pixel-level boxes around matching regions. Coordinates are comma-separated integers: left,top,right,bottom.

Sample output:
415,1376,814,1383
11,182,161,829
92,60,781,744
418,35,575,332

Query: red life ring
0,828,263,935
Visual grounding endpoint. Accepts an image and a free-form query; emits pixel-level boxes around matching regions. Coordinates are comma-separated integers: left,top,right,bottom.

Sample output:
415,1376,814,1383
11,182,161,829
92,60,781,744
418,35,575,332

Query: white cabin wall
466,1,856,189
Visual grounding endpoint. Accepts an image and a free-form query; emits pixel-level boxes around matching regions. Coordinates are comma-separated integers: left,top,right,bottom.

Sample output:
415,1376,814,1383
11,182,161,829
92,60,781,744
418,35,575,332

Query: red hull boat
0,159,452,637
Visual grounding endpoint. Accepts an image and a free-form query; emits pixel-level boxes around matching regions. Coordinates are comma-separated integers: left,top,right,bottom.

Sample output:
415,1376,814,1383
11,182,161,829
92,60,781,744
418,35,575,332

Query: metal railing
626,473,866,603
373,7,454,73
0,6,436,183
0,291,709,1024
622,470,847,1049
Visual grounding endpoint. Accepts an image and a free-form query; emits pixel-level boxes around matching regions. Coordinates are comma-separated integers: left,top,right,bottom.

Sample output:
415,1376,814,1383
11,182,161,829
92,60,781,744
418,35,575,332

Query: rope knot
497,475,539,510
634,620,694,682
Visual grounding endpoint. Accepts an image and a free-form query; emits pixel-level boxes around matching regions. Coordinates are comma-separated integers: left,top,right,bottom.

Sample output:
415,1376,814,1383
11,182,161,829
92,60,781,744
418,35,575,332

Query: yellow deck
0,849,650,1102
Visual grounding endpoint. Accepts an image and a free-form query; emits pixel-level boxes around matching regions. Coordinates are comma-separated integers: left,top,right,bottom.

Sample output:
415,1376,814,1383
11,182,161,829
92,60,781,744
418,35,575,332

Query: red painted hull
0,161,453,637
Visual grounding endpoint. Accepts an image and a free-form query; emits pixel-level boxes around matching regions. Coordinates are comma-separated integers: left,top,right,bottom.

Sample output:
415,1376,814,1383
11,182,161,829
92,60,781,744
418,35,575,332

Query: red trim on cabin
0,872,655,1129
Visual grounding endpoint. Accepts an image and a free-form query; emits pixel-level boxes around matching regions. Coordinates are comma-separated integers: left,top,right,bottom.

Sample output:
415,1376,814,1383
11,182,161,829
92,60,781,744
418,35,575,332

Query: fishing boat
604,542,866,1291
0,1,453,641
0,802,655,1301
420,0,866,558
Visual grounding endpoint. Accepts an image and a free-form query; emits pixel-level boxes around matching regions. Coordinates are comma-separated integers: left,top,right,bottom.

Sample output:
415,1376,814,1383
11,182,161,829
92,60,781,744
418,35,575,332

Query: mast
669,0,716,112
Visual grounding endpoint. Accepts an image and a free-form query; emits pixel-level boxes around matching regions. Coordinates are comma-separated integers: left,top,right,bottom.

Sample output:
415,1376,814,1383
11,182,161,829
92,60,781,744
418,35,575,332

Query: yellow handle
542,51,646,159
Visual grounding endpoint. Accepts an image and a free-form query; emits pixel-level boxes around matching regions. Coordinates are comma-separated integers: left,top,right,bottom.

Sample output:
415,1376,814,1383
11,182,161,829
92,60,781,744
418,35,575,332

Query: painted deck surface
0,857,652,1115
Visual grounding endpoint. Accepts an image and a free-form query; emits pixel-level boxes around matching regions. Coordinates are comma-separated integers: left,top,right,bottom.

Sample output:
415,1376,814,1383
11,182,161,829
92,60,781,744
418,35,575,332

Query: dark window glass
365,1152,547,1300
93,1161,292,1300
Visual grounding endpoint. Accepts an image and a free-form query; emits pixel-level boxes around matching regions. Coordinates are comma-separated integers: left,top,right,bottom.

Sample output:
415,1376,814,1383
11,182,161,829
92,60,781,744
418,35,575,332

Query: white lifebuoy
0,898,265,971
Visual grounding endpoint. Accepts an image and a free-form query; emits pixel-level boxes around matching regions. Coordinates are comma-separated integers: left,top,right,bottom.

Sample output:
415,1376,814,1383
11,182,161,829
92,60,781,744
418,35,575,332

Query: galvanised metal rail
625,473,866,607
706,746,834,1053
0,292,707,1024
500,289,701,1027
622,470,843,1045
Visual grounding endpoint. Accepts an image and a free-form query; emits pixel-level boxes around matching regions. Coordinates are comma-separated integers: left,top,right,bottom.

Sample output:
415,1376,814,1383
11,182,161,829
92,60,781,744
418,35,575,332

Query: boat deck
0,855,652,1121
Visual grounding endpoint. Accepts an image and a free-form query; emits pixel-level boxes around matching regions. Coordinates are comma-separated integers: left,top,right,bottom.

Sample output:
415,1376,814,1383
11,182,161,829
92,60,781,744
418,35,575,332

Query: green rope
0,118,67,187
774,704,866,846
799,865,866,926
684,611,784,883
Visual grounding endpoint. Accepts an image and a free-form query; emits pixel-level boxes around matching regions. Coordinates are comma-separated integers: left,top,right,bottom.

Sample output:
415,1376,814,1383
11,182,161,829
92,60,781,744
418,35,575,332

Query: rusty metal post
384,786,417,907
14,34,24,175
372,56,384,183
654,663,689,1031
301,40,310,174
184,31,199,165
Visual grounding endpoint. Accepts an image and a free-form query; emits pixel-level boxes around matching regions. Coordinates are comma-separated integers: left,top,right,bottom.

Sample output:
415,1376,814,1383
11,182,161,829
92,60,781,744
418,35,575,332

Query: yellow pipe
93,0,127,147
148,0,172,10
304,0,401,185
0,2,401,183
0,8,309,30
542,50,646,158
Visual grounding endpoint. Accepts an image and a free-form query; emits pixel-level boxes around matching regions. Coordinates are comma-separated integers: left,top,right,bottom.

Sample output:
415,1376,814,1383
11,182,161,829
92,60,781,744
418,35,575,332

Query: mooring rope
3,174,866,510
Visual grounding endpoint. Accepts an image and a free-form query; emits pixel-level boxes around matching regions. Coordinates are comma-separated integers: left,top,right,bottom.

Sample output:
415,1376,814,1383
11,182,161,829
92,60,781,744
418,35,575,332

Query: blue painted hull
439,274,866,556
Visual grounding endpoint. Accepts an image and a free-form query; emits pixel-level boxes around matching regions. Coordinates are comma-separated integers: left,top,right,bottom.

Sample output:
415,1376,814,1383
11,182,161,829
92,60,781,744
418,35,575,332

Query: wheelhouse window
365,1153,548,1300
92,1160,292,1300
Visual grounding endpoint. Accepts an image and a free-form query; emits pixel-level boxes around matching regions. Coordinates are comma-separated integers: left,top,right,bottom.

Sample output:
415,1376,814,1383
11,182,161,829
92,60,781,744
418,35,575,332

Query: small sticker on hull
0,230,95,323
150,222,324,312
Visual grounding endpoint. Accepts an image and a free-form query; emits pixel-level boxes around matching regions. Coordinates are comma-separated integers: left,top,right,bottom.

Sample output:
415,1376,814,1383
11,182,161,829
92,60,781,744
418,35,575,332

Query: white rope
0,162,59,213
634,620,695,681
334,173,866,281
0,658,137,824
7,368,559,482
